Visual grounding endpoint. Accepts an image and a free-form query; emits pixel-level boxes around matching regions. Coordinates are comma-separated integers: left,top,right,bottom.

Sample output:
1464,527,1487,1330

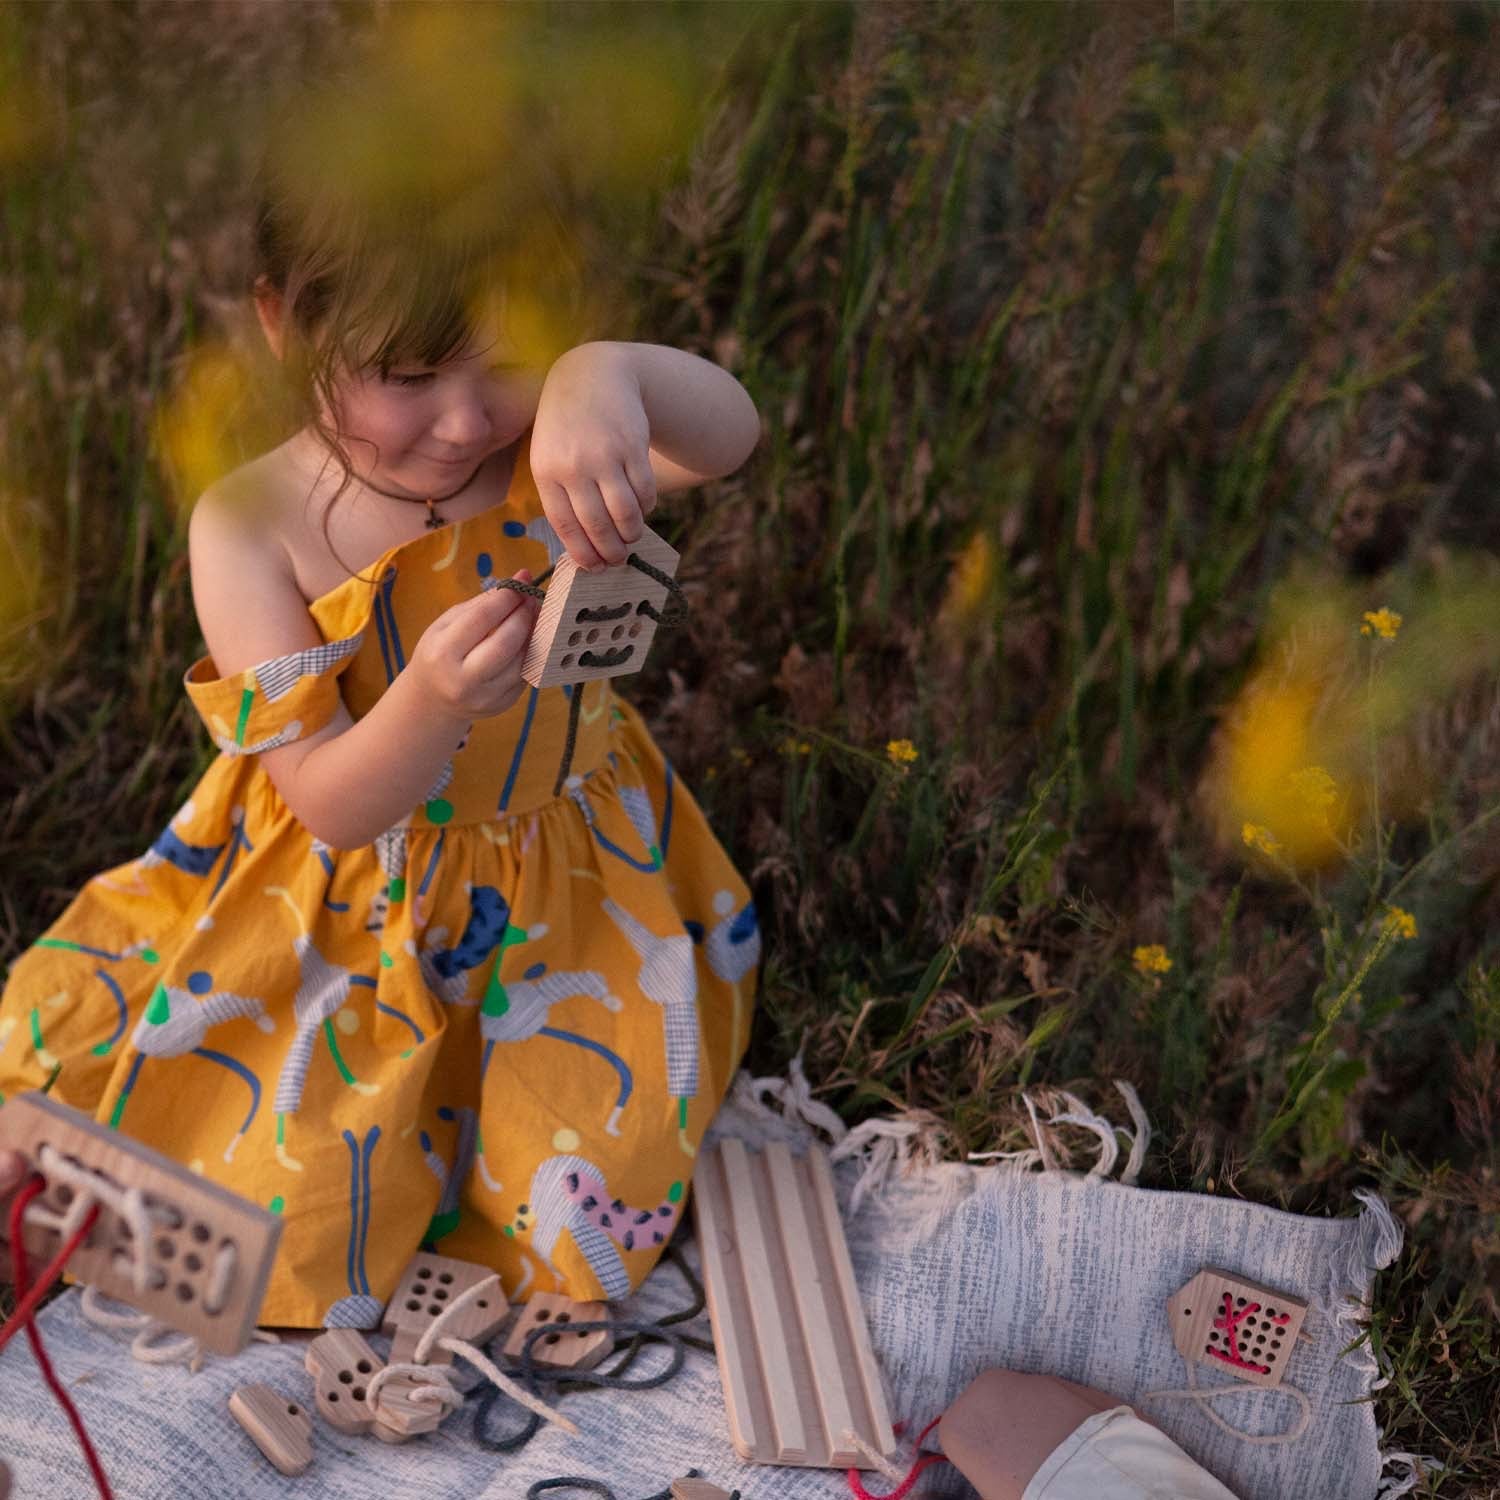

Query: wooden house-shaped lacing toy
1167,1267,1309,1389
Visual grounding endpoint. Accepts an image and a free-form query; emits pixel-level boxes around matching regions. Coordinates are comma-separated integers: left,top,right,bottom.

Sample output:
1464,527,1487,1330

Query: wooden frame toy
519,526,681,690
1167,1267,1310,1388
692,1136,896,1469
0,1092,281,1356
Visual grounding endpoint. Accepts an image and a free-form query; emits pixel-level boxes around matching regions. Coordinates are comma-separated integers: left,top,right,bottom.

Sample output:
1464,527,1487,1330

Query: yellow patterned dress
0,429,760,1327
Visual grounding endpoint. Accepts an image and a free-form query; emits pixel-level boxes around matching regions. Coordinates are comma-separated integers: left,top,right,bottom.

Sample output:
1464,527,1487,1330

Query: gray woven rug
0,1066,1421,1499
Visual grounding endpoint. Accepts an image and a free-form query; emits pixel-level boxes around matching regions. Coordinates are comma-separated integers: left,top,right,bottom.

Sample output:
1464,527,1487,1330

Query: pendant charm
423,498,442,529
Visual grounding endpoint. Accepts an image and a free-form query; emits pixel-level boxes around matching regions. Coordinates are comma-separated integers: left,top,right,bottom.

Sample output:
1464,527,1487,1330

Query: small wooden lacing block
671,1481,735,1500
519,526,680,690
0,1092,281,1356
304,1329,383,1436
503,1290,612,1372
228,1383,314,1476
692,1137,896,1468
371,1250,511,1440
1167,1267,1310,1388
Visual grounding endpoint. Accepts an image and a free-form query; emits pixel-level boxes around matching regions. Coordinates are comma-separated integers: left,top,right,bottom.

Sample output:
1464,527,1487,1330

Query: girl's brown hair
250,102,602,588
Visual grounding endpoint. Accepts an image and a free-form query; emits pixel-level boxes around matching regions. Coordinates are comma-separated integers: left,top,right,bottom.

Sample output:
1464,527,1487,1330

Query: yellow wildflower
1285,764,1338,815
1382,905,1417,940
1241,822,1280,856
780,737,811,757
704,765,718,782
886,738,919,767
1132,944,1172,976
1360,607,1403,640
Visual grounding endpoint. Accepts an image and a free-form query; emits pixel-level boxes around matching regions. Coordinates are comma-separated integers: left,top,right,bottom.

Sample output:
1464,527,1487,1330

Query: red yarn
6,1174,115,1499
845,1413,950,1500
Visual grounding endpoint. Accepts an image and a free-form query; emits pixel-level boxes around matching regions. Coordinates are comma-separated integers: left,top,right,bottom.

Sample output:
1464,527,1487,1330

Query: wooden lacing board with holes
519,527,680,690
502,1291,612,1371
0,1092,280,1356
1167,1268,1310,1388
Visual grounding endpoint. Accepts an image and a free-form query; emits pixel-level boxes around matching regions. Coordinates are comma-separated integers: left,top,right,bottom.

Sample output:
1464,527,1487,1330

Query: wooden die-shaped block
503,1291,612,1372
1167,1268,1308,1388
382,1251,508,1367
369,1372,446,1440
520,526,680,690
304,1329,383,1435
228,1383,314,1476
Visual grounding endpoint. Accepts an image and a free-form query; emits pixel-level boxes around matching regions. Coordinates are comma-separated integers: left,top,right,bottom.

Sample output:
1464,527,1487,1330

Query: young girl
0,170,763,1330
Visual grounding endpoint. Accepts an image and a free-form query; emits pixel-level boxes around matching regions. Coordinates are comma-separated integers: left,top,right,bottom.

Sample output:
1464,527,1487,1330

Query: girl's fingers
595,462,646,548
536,476,608,572
443,570,536,654
462,591,540,680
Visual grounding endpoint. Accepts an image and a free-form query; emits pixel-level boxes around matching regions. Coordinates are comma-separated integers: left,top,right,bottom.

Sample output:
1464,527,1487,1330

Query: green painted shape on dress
401,1047,414,1060
90,1040,112,1057
388,877,406,902
667,1180,684,1204
145,983,170,1026
277,1113,285,1145
234,684,254,745
29,1007,44,1052
142,948,158,964
677,1095,688,1128
650,845,662,868
35,937,85,954
426,1207,460,1242
482,969,510,1018
425,797,453,825
502,1223,515,1237
108,1085,127,1131
269,1195,284,1215
379,951,394,969
323,1018,357,1087
500,923,529,951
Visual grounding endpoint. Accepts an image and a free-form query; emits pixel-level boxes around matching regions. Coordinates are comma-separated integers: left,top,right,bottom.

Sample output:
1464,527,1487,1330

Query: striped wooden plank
691,1137,897,1468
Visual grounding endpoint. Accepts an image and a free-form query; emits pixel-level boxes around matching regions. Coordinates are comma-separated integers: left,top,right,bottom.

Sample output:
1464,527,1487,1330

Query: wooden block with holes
503,1291,612,1372
304,1329,383,1435
369,1375,446,1441
0,1092,280,1356
1167,1267,1309,1388
692,1136,897,1469
228,1384,314,1476
519,526,680,689
671,1482,735,1500
382,1250,508,1367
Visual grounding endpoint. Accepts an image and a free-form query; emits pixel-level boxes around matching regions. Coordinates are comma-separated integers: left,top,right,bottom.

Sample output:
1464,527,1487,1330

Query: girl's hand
409,568,542,722
530,344,659,574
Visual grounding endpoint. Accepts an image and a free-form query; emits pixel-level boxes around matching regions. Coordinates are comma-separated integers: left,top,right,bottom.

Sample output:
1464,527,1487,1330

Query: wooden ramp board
0,1091,281,1356
692,1136,896,1468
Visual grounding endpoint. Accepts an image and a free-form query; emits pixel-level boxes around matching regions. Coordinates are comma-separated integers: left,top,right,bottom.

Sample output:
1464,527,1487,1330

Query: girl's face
323,325,544,497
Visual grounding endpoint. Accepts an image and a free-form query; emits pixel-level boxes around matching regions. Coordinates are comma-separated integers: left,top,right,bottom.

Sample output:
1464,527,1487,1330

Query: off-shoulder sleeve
183,631,364,755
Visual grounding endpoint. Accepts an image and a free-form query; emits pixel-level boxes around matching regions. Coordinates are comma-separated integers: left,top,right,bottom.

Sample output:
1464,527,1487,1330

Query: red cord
0,1190,102,1358
846,1413,951,1500
6,1174,115,1499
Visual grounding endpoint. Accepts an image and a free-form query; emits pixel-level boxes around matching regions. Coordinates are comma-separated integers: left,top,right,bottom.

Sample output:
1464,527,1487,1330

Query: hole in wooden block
568,631,581,645
184,1252,202,1273
477,1299,489,1309
55,1185,73,1206
176,1283,194,1302
416,1267,431,1280
536,1309,552,1323
356,1359,372,1374
611,625,624,639
191,1222,211,1244
556,1312,571,1324
427,1303,442,1316
339,1371,353,1385
433,1288,448,1300
405,1299,421,1312
628,622,642,637
586,629,599,643
287,1404,299,1416
545,1333,560,1345
561,654,576,668
353,1387,366,1401
157,1236,176,1260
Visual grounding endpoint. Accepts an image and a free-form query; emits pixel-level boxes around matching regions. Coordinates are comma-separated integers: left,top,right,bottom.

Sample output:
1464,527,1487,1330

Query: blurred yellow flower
704,765,718,781
1241,822,1280,856
886,738,919,768
1132,944,1172,975
1285,764,1339,816
730,746,752,765
780,737,811,757
1382,905,1417,940
1360,607,1403,640
938,530,996,629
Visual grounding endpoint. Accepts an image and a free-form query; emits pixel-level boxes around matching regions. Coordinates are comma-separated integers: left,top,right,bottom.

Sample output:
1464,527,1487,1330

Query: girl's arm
187,487,530,850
